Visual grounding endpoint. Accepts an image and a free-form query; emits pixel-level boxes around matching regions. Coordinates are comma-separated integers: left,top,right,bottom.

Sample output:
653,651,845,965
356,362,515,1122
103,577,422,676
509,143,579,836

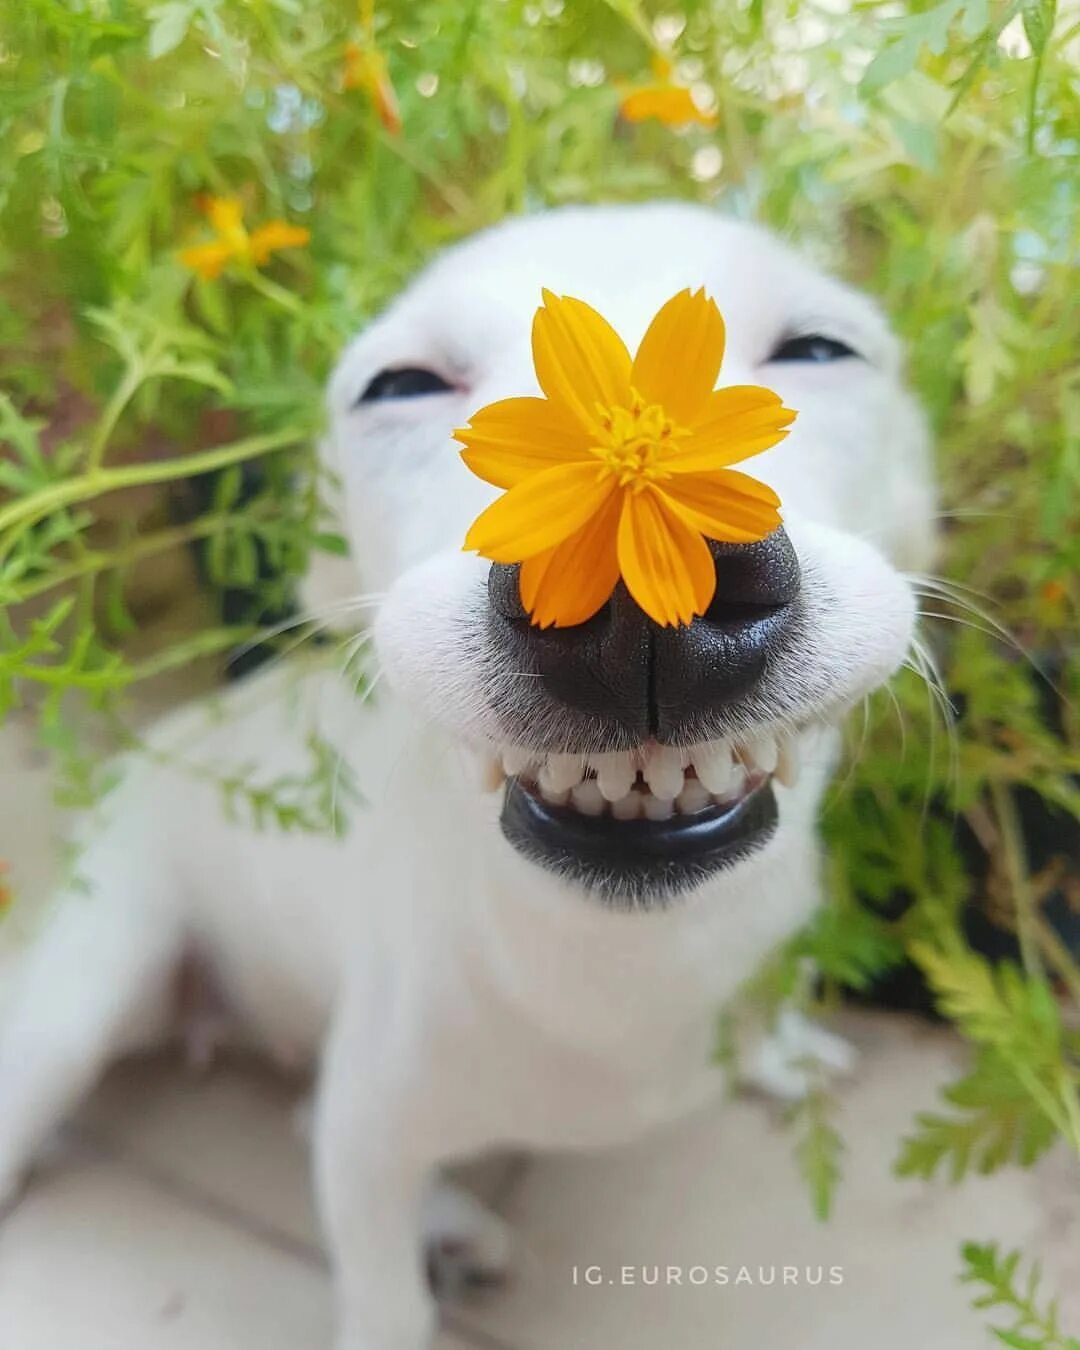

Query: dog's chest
522,1036,726,1149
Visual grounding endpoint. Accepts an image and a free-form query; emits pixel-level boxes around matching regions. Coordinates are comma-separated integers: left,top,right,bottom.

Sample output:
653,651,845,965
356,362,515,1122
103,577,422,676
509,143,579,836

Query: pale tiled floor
2,707,1079,1350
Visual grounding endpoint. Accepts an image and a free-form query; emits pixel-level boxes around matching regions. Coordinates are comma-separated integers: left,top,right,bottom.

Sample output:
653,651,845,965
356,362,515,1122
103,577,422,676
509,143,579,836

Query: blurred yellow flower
619,56,718,129
179,197,310,281
0,860,12,915
1041,578,1067,605
458,288,795,629
343,40,402,135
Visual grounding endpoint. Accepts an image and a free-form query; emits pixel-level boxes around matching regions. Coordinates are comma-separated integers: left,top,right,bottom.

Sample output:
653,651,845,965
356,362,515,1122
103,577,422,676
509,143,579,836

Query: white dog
0,203,933,1349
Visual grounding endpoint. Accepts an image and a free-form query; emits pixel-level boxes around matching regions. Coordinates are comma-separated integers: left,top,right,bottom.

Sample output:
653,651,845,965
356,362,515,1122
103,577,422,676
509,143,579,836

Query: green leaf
961,1243,1080,1349
797,1103,843,1221
314,531,350,557
860,0,966,95
1020,0,1056,56
147,2,193,59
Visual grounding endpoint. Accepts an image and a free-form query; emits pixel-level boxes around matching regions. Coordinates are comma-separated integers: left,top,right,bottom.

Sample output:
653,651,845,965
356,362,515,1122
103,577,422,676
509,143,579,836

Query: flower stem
990,778,1044,982
85,337,163,472
0,425,308,557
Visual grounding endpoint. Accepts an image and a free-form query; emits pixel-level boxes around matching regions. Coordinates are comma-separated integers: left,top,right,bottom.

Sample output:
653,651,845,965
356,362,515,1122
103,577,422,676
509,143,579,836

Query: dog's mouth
492,736,797,904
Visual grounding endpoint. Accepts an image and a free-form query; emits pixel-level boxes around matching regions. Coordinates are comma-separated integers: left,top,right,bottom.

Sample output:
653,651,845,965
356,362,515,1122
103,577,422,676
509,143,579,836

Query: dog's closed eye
357,366,455,404
768,333,859,363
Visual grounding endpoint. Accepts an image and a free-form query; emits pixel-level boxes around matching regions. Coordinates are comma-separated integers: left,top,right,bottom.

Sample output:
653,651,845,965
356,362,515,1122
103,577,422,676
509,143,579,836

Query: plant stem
990,778,1044,982
127,624,259,681
2,508,273,607
1058,1068,1080,1158
1031,909,1080,1011
241,266,305,315
85,340,161,472
0,425,308,554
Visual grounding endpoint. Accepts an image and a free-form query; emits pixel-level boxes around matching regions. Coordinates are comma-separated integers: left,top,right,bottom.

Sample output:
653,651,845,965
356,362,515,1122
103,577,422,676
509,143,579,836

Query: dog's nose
487,528,801,740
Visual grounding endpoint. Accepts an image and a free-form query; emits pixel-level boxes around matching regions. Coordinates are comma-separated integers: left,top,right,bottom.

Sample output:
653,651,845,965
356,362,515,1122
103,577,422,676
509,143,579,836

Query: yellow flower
179,197,310,281
0,860,12,915
458,289,796,629
343,40,402,135
619,55,718,129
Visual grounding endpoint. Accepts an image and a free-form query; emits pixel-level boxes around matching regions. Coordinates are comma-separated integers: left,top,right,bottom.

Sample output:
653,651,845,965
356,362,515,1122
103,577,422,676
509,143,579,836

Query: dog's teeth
502,745,536,778
593,751,637,802
642,744,685,800
743,735,778,775
642,792,674,821
692,741,735,795
718,760,748,802
610,790,642,820
539,753,585,794
775,738,799,788
539,783,570,807
570,779,606,816
676,779,711,814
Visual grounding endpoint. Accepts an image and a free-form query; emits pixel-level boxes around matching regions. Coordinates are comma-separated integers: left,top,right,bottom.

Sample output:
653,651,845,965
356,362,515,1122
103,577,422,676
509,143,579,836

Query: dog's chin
500,772,778,908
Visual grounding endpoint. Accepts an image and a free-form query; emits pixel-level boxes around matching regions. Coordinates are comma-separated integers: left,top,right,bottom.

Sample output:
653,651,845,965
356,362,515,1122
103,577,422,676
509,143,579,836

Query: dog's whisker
908,572,1054,671
828,691,873,810
855,507,1014,546
904,629,960,822
904,570,997,604
881,676,908,762
911,589,1066,705
336,635,376,690
240,592,385,646
226,592,387,674
901,655,938,824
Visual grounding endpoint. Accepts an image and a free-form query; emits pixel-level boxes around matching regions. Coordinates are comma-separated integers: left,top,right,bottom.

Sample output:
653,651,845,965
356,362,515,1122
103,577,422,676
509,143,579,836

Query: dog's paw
422,1181,512,1302
740,1008,857,1102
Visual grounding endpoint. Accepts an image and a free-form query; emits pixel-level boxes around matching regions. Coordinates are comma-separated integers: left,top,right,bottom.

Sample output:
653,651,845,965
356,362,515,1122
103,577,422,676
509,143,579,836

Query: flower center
591,391,682,491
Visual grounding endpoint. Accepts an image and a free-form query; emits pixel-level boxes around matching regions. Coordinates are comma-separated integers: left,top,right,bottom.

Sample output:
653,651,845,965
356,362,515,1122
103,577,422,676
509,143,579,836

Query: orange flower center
591,391,683,491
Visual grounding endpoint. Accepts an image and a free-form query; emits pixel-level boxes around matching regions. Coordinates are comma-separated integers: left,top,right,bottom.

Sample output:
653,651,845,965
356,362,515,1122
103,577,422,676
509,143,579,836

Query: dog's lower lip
500,774,778,901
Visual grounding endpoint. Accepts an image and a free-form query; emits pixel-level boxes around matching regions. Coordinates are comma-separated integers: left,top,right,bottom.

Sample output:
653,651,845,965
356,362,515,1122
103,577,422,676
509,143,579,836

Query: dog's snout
487,528,801,740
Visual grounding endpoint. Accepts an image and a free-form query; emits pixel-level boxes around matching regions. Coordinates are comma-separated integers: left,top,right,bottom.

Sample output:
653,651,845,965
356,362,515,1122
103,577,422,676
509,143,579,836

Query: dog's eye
356,367,454,404
768,334,858,363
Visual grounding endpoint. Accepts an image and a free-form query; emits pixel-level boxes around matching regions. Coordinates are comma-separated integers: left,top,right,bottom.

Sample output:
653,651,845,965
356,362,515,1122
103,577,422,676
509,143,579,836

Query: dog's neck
456,795,822,1063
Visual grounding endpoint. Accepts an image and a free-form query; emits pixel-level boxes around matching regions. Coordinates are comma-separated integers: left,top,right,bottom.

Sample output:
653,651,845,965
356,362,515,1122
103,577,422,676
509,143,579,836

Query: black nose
487,528,801,742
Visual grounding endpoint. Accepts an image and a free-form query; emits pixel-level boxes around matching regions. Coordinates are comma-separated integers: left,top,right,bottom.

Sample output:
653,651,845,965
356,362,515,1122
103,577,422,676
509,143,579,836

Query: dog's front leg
314,1000,444,1350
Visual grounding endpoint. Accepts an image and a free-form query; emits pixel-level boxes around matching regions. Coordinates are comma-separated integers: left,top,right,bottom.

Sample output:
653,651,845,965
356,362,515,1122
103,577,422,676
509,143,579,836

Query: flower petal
464,460,615,563
248,221,311,264
619,85,718,128
206,196,246,235
455,397,590,488
519,491,622,628
671,385,796,471
617,487,715,627
659,469,782,543
631,288,726,426
204,197,249,256
532,291,633,432
178,241,235,280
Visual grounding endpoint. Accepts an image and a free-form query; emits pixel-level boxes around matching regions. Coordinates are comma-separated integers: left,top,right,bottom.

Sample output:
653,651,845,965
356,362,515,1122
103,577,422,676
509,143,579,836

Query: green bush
1,1,1077,1338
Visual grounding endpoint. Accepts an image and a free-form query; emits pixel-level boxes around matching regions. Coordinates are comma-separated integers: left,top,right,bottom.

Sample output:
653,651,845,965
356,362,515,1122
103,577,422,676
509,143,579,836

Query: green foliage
798,881,908,993
216,730,363,837
790,1087,844,1222
961,1243,1080,1349
897,1046,1059,1181
898,942,1080,1176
